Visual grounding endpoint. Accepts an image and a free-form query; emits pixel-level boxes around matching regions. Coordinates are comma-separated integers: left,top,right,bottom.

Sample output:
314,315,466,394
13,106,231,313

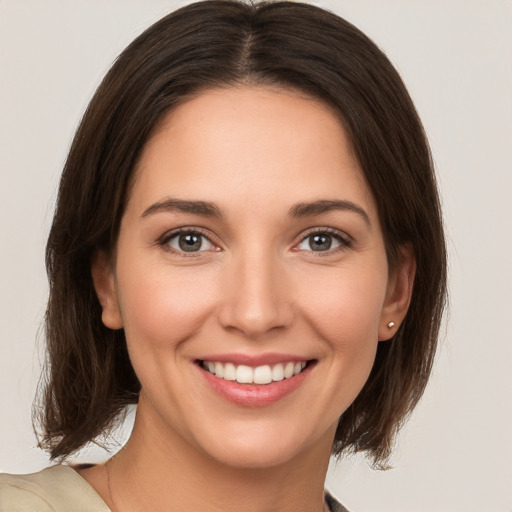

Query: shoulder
0,465,110,512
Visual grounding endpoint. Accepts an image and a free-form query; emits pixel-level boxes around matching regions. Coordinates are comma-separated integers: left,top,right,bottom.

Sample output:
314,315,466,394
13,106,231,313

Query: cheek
297,262,388,349
295,260,388,409
116,260,218,350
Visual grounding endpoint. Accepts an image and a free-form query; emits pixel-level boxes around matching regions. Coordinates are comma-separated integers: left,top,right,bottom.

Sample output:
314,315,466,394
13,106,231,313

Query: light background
0,1,511,511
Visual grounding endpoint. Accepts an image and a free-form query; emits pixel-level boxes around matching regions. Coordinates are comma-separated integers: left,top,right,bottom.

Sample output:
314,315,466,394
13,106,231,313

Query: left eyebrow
288,199,371,226
141,198,225,219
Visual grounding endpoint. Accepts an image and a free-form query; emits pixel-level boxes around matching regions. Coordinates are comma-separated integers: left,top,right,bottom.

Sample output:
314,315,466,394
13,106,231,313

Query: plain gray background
1,1,511,510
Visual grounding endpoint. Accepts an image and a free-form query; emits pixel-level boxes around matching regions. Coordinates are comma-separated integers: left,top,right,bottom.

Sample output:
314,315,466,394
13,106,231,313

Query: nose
217,250,294,339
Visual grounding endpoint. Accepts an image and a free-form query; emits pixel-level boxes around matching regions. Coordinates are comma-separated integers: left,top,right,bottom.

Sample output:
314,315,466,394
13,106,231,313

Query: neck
106,395,335,512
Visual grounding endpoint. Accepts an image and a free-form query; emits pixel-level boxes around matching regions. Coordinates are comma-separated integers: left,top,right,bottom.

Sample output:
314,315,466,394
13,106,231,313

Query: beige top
0,465,110,512
0,465,348,512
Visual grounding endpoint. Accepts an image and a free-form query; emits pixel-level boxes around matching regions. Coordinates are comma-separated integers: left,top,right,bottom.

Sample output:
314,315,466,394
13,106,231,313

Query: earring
387,321,395,329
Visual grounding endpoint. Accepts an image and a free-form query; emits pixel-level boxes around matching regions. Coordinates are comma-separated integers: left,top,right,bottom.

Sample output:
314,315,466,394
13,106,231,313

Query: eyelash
158,227,352,257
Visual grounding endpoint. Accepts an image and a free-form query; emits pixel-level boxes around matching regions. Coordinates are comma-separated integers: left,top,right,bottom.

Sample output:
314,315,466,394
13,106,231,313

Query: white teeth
253,365,272,384
284,362,294,379
271,364,284,381
214,362,224,378
224,362,236,381
202,360,308,384
235,365,253,384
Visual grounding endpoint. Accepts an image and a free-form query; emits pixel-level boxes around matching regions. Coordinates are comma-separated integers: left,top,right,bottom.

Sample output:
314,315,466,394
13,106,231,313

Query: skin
83,86,415,512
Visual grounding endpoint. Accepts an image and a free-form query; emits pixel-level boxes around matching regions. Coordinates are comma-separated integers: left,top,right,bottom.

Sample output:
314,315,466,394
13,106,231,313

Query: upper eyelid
160,227,214,242
296,226,352,243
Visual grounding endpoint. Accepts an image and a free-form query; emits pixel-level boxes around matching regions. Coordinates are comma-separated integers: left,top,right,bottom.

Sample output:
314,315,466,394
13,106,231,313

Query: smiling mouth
198,360,312,385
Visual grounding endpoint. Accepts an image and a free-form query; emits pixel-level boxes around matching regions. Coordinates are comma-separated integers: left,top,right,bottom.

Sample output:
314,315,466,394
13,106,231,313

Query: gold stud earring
387,321,395,329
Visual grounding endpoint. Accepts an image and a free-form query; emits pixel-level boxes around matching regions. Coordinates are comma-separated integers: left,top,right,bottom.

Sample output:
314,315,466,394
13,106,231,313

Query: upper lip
196,352,313,367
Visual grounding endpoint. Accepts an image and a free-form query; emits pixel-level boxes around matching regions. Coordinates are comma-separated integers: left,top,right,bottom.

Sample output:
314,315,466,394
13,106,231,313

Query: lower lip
198,363,313,407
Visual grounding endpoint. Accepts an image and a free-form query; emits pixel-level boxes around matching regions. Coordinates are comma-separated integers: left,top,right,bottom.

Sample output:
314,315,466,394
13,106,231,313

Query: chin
205,439,309,470
190,418,334,470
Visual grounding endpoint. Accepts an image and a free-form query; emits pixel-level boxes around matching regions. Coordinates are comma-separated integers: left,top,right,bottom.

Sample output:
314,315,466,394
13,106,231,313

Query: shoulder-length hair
36,0,447,468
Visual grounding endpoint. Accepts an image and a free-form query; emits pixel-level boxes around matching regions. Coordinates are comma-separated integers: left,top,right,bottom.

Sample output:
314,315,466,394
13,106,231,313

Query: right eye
162,230,216,254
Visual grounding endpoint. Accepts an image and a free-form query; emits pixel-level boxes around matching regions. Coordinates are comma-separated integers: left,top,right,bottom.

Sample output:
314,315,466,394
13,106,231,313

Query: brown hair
36,0,447,468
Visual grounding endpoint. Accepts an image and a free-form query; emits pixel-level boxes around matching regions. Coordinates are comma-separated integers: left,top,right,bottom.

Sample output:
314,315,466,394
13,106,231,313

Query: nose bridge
218,243,293,338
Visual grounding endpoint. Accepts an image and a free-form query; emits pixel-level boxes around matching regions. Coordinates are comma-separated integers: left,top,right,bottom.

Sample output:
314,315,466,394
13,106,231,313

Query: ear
91,250,123,330
378,244,416,341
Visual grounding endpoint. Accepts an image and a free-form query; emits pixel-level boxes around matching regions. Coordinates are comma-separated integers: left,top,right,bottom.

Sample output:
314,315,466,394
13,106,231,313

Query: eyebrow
141,198,224,219
141,197,370,225
288,199,371,226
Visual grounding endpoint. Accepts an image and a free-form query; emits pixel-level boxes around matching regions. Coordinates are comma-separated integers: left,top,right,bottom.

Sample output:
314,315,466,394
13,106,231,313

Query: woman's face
94,86,411,469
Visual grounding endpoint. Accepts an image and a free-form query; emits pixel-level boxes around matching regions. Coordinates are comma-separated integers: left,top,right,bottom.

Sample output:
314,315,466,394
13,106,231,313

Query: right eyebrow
141,198,225,219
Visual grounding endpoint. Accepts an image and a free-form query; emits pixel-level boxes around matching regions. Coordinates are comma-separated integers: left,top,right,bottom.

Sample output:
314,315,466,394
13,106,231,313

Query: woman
0,1,446,511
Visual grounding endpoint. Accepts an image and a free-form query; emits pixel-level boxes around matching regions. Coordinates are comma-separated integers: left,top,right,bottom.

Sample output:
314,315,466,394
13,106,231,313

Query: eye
296,230,350,253
163,230,215,254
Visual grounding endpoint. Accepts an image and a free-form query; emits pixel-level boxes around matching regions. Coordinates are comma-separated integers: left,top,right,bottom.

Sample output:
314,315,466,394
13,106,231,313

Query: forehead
128,86,376,220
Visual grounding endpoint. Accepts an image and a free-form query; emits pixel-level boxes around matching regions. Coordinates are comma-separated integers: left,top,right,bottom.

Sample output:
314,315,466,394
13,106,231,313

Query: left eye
166,232,215,253
297,233,344,252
